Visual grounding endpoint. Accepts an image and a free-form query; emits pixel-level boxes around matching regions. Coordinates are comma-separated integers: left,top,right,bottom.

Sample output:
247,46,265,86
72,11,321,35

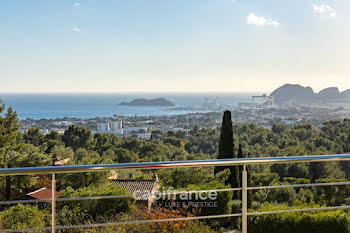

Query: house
113,173,160,210
52,154,70,166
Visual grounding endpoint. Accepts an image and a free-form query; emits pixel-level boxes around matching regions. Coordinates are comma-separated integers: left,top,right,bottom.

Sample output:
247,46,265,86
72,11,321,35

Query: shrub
58,207,216,233
58,183,135,225
248,202,350,233
314,178,350,206
157,180,233,217
114,207,216,233
156,180,234,231
0,204,48,231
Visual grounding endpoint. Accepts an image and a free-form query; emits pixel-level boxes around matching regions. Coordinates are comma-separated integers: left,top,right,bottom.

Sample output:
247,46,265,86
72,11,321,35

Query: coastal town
19,106,349,138
17,84,350,137
18,84,350,137
19,85,350,138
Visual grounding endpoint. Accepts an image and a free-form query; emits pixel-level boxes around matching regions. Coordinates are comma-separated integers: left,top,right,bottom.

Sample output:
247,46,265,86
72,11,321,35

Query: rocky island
119,98,175,106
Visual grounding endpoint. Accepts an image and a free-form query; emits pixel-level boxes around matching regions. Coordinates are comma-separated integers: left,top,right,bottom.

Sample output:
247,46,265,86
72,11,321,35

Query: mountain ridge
270,84,350,106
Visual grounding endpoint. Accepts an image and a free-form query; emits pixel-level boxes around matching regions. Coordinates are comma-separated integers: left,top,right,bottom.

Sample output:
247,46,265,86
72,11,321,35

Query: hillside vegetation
1,100,350,232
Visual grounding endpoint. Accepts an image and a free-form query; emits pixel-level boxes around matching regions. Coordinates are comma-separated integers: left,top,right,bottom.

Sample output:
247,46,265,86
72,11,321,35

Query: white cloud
312,4,336,17
247,13,280,27
73,3,80,7
72,27,81,33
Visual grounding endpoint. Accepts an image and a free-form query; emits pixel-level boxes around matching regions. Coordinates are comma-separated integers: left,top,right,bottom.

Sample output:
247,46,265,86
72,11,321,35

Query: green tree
0,100,20,200
45,131,62,141
49,145,74,160
0,103,19,149
0,150,22,200
158,167,228,189
114,148,139,163
0,204,48,230
215,111,240,198
0,145,51,200
94,133,121,154
23,128,45,146
59,149,112,189
44,139,64,154
62,125,95,151
59,183,135,224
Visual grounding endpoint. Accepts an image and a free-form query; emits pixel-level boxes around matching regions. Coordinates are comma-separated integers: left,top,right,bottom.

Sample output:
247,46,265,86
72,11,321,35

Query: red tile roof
27,187,61,200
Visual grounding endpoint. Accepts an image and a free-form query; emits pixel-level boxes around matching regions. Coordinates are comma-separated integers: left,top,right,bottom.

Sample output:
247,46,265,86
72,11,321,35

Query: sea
0,93,261,120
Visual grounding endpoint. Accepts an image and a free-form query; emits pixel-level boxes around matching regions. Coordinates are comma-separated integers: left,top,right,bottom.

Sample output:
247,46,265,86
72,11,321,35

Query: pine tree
62,125,95,151
0,100,20,200
215,111,240,199
0,105,19,149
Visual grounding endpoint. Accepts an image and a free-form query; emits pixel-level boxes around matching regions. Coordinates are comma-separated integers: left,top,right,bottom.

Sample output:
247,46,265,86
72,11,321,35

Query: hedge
248,202,350,233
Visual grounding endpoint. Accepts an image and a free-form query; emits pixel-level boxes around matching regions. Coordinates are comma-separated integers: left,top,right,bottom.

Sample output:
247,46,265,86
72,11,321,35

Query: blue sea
0,93,260,119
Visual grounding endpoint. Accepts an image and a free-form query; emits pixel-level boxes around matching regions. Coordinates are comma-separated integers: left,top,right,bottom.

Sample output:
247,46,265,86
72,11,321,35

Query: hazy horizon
1,0,349,93
1,83,349,95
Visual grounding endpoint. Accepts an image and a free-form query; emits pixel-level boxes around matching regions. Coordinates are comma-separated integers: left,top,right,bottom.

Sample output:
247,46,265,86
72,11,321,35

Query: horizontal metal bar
3,205,350,232
0,195,135,205
57,194,134,202
1,154,350,176
158,187,243,195
248,205,350,216
0,188,242,205
2,181,349,205
0,199,49,205
247,181,350,190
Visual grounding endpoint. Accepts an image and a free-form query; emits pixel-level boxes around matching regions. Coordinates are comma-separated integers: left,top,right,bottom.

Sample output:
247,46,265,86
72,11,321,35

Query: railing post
51,173,56,233
242,165,248,233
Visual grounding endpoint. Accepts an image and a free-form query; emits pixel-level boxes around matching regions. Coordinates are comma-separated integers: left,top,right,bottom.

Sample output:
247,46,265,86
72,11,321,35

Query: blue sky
0,0,349,93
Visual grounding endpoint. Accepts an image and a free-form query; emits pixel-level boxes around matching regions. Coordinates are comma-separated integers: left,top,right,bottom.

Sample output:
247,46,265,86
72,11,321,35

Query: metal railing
1,154,350,233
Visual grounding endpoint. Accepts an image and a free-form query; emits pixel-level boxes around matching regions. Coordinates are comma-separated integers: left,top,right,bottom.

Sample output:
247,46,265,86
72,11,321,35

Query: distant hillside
270,84,350,106
120,98,175,106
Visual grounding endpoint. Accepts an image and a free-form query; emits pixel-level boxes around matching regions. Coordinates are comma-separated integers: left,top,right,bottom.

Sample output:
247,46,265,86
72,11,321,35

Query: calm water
0,93,260,119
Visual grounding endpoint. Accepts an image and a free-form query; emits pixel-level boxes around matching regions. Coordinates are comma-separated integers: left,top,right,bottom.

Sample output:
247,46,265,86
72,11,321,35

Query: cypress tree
217,111,234,161
215,110,240,199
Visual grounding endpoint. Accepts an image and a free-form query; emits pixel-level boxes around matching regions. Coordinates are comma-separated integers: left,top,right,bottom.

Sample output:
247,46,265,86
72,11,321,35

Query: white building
111,121,123,130
97,121,124,134
97,122,110,132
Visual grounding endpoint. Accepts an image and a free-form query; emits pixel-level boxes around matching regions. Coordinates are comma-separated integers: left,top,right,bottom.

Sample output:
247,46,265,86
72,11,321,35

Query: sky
0,0,349,93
